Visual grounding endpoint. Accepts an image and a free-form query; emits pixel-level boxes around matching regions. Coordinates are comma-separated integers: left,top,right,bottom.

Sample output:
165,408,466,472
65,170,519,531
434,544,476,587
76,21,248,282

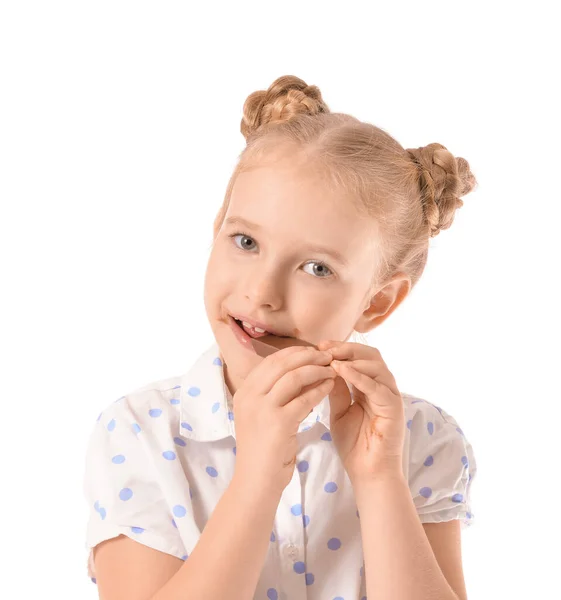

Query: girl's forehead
228,189,374,248
231,170,355,222
227,165,379,263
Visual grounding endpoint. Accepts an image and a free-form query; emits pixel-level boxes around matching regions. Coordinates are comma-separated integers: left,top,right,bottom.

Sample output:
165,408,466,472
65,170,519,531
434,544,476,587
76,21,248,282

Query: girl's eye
231,233,257,251
301,261,333,278
229,232,334,279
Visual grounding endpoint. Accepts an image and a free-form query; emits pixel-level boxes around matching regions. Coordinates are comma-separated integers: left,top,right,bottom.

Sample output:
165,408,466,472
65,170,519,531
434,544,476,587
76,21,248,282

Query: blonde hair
212,75,478,339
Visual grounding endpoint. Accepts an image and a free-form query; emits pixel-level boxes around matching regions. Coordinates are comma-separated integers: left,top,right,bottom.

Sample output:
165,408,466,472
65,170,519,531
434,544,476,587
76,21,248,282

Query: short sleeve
83,398,188,581
407,400,477,530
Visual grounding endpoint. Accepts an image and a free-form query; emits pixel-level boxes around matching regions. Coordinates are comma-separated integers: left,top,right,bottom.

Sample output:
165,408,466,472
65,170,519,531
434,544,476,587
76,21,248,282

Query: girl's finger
317,340,336,351
332,359,400,399
327,342,382,363
331,361,377,396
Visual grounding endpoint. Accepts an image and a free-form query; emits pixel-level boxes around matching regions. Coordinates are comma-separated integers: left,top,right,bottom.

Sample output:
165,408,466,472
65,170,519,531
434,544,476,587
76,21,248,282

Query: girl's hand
317,339,406,484
232,345,337,497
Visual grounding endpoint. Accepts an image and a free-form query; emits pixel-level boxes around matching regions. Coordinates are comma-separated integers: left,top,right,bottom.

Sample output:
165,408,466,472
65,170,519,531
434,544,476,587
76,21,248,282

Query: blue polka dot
181,554,188,560
293,561,306,574
171,519,177,528
232,446,237,455
96,413,102,422
452,493,464,503
132,423,141,434
270,531,276,542
412,399,424,404
173,385,180,389
361,596,367,600
149,408,162,418
267,589,278,600
328,537,341,550
91,577,97,584
131,527,144,534
174,436,186,447
356,509,360,519
99,507,106,520
419,486,432,499
181,422,193,431
107,418,116,432
228,411,234,421
334,597,344,600
211,402,220,413
206,466,218,477
297,460,309,472
188,386,201,397
94,501,100,512
170,398,180,405
305,572,315,585
321,432,332,441
302,515,310,527
360,565,364,577
112,454,126,464
301,425,311,431
291,504,302,516
457,427,464,436
427,421,434,435
189,488,193,499
324,481,338,493
424,455,434,467
407,419,412,429
212,357,223,366
163,450,176,460
119,488,133,501
173,505,187,518
461,455,468,467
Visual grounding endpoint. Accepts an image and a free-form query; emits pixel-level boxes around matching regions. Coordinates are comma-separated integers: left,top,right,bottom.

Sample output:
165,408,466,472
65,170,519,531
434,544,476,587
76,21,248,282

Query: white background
1,1,559,598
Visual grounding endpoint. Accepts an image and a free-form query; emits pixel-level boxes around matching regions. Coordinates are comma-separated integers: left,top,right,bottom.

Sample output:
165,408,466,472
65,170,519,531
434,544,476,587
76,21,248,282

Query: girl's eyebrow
224,216,350,267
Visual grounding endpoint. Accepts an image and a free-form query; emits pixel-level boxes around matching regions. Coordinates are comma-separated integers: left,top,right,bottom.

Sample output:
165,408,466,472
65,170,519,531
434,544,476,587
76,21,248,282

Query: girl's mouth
233,318,271,339
228,313,295,347
227,314,291,340
226,315,317,354
227,315,257,352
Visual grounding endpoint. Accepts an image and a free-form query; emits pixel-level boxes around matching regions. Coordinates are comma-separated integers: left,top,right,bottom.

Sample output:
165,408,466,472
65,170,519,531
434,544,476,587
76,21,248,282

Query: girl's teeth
242,321,266,333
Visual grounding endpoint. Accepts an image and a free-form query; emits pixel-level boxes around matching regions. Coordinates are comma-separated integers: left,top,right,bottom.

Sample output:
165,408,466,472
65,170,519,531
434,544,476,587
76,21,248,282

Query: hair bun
407,143,478,237
241,75,330,141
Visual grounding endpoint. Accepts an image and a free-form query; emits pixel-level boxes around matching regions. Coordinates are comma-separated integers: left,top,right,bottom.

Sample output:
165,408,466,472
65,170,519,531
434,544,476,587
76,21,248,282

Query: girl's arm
354,475,465,600
92,473,281,600
150,474,281,600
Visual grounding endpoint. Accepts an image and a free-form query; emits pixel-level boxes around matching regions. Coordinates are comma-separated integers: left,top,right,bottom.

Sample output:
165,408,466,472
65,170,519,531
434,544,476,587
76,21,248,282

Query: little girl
83,75,478,600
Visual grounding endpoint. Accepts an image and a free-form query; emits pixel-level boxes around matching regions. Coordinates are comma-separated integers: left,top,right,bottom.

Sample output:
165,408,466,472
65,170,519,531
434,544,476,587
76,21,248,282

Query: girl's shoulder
94,373,183,426
127,373,183,402
401,392,461,428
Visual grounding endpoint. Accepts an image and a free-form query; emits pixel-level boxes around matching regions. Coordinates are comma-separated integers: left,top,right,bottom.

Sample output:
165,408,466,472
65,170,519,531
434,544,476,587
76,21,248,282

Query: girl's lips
225,313,319,354
226,314,257,354
228,313,290,338
237,319,269,339
225,314,278,358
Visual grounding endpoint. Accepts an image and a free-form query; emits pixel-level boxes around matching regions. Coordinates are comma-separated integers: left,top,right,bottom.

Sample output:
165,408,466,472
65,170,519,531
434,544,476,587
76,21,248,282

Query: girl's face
204,161,380,395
